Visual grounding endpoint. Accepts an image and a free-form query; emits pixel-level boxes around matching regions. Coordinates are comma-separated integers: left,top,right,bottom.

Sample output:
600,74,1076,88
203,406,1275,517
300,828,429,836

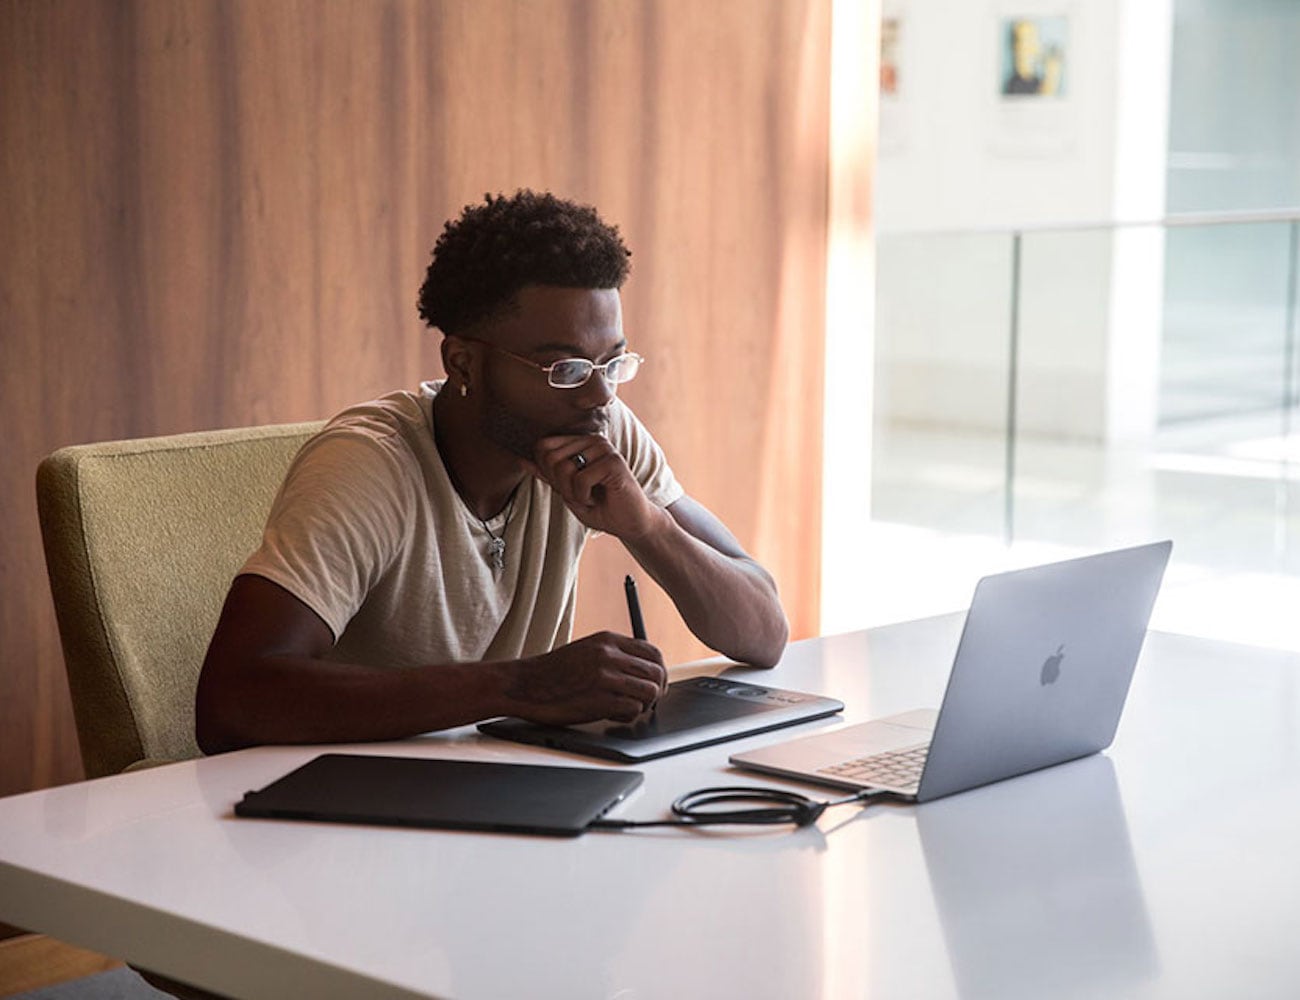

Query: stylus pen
624,574,647,641
625,574,657,721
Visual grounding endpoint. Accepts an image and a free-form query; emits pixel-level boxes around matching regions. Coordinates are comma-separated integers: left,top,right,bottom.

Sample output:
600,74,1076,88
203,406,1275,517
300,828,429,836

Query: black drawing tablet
235,754,643,837
478,676,845,762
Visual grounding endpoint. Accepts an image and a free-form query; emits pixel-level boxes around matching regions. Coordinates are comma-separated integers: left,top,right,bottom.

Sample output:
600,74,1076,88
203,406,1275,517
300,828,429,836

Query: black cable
589,785,890,832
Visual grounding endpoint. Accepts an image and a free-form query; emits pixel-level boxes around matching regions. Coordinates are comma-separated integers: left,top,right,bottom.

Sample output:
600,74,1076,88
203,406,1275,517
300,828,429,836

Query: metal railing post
1005,231,1022,546
1279,220,1300,560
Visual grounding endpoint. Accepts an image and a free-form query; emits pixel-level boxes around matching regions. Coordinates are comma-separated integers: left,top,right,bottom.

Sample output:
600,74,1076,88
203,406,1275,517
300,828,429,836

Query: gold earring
459,383,468,398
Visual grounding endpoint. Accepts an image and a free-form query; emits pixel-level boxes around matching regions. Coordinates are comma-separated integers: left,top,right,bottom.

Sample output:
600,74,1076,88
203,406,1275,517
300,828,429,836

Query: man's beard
479,388,610,461
481,396,546,460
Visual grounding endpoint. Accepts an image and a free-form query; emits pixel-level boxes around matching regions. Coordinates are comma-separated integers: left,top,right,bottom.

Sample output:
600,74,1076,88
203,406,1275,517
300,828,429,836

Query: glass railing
871,210,1300,648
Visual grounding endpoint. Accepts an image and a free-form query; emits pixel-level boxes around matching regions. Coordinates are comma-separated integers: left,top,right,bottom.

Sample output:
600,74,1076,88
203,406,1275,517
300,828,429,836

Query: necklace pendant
488,537,506,572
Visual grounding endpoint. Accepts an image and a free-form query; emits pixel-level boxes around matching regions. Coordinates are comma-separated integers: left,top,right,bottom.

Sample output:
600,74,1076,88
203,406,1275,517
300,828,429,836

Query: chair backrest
37,421,324,778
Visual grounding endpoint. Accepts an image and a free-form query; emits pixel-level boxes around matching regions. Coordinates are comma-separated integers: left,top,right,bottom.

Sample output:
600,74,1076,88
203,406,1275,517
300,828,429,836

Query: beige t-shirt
241,381,683,668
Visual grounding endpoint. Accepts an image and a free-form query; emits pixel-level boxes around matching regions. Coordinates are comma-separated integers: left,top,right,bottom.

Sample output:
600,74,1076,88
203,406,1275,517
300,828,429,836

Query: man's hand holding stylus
500,632,665,726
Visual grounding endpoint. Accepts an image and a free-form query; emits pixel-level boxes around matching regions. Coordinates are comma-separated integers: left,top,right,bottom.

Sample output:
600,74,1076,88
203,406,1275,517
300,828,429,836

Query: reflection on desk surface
918,754,1157,1000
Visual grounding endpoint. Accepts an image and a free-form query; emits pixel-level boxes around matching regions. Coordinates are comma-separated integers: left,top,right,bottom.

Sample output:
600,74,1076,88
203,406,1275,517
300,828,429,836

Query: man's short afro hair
417,190,632,334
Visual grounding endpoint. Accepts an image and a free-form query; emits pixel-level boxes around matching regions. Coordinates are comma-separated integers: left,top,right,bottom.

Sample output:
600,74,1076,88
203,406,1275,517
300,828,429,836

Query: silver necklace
428,402,519,572
476,489,517,572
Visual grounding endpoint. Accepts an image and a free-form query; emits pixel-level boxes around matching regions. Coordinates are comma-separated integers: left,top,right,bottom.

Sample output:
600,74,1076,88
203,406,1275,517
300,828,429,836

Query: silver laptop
730,541,1171,802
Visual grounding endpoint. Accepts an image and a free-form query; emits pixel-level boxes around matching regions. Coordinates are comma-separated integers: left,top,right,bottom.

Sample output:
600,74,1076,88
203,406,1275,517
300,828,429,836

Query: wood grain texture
0,933,122,996
0,0,834,795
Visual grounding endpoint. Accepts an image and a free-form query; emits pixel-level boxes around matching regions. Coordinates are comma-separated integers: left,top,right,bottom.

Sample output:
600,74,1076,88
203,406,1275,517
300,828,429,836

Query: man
195,190,789,754
1003,19,1045,96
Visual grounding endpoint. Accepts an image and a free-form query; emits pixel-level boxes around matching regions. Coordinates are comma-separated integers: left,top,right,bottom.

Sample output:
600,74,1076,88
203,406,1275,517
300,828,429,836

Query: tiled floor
857,414,1300,652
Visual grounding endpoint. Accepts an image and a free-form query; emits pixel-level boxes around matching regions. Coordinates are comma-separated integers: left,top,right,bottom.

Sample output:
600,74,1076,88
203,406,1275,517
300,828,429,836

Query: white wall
874,0,1172,444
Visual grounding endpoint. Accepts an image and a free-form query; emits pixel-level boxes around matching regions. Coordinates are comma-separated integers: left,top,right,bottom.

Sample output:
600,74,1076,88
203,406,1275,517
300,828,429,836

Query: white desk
3,616,1300,999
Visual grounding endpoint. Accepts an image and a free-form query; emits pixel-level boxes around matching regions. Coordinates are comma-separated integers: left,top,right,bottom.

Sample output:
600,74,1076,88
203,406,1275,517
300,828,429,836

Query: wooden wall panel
0,0,832,795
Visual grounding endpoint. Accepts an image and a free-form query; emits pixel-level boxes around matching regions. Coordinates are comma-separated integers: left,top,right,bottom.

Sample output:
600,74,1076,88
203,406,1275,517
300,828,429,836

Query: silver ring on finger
572,452,587,469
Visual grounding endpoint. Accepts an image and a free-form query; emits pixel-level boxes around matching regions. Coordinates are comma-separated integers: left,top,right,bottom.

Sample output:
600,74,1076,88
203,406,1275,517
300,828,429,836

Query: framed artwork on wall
878,6,909,154
881,16,901,98
1000,15,1069,98
987,2,1080,158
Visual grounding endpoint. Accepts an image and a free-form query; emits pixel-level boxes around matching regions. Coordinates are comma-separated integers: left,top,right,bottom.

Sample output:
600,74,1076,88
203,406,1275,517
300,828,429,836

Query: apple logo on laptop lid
1040,645,1065,686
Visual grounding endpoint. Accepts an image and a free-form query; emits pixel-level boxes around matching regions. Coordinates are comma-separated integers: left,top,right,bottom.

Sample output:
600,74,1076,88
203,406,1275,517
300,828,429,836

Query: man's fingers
611,647,667,693
535,434,603,468
607,671,662,707
604,632,664,664
605,696,650,724
534,436,617,498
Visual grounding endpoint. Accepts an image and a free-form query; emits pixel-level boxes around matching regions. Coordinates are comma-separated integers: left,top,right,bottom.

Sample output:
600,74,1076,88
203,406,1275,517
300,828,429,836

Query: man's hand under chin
524,433,667,541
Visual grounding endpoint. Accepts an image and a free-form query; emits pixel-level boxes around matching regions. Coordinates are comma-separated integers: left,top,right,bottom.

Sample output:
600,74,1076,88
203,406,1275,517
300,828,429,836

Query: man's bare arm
624,495,789,668
529,435,790,667
194,575,665,754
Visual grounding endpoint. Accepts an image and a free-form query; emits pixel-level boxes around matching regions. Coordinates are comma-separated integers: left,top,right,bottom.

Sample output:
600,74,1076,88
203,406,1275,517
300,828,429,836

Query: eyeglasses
465,338,645,390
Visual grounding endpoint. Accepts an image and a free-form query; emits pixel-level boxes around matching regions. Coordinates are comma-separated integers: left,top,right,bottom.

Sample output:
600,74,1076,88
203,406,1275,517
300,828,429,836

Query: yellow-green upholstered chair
36,421,323,778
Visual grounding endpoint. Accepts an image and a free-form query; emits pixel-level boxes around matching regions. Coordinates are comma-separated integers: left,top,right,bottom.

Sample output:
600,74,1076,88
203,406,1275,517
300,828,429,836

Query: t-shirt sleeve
610,399,685,509
239,431,415,642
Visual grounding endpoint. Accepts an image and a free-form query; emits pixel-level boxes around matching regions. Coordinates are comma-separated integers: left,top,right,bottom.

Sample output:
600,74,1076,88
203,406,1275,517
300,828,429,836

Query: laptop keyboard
817,743,930,791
